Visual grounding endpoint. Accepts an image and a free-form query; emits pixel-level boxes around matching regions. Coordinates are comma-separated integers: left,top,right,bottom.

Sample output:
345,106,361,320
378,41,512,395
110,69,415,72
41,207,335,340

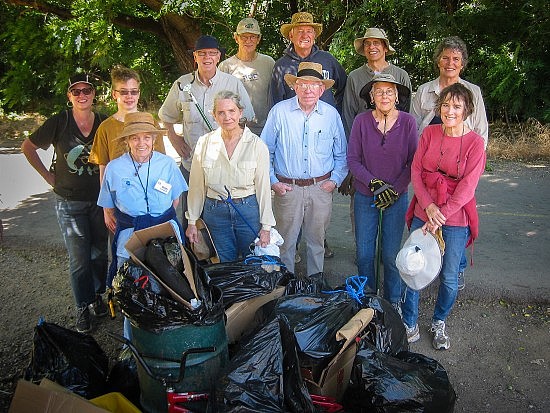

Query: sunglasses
115,89,140,96
69,87,94,96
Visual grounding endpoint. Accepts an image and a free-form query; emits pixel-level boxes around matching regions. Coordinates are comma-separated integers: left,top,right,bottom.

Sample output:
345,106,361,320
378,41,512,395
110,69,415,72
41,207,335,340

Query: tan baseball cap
236,18,261,36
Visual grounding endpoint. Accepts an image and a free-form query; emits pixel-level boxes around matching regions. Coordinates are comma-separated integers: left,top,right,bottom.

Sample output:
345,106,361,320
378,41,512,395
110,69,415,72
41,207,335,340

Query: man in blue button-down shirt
261,62,348,275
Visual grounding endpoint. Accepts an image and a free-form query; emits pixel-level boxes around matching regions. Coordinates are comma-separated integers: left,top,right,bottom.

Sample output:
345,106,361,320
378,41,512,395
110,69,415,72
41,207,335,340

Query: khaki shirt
186,127,275,231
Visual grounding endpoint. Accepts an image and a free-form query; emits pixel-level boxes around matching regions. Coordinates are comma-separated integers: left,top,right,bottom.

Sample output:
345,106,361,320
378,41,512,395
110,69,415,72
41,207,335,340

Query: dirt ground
0,116,549,412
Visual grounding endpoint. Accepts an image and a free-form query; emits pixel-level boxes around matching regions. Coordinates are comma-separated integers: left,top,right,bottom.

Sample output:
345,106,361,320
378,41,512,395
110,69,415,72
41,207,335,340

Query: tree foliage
0,0,548,121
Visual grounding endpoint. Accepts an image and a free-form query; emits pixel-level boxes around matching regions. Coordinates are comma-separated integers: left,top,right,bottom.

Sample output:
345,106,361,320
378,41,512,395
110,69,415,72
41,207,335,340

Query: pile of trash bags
22,236,456,413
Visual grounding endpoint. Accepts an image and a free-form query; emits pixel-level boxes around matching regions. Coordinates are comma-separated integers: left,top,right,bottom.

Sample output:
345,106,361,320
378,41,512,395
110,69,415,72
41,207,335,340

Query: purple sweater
347,110,418,196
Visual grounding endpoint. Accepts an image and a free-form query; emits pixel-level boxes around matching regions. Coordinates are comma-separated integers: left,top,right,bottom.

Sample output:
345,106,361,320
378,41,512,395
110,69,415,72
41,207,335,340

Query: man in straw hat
343,28,411,136
159,35,255,221
261,62,348,275
270,11,347,114
219,17,275,136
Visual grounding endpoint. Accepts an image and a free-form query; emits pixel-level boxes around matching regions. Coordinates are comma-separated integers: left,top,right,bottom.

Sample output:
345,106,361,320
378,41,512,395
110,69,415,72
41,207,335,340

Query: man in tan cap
219,17,275,136
343,28,412,136
261,62,348,275
270,12,347,114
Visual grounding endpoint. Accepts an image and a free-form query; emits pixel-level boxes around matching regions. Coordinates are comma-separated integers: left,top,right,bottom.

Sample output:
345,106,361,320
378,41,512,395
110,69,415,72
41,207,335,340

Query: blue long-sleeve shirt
261,96,348,187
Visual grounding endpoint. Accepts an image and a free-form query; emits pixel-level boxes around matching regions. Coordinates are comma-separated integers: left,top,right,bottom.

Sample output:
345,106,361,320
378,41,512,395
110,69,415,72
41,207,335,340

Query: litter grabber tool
219,185,258,238
178,82,214,132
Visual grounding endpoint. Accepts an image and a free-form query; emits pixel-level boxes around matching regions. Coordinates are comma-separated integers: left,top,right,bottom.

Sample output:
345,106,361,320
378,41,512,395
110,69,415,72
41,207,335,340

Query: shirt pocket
314,131,333,156
202,159,223,185
235,160,257,185
180,100,198,125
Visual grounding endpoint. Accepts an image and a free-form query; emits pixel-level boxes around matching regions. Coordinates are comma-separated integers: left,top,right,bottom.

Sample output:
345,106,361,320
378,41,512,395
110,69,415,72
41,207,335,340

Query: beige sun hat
236,17,261,36
118,112,166,139
396,229,443,291
284,62,335,89
354,28,396,56
280,12,323,39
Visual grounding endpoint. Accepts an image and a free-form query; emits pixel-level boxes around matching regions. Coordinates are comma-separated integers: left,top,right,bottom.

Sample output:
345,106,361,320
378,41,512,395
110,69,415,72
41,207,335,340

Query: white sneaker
431,320,450,350
405,323,420,343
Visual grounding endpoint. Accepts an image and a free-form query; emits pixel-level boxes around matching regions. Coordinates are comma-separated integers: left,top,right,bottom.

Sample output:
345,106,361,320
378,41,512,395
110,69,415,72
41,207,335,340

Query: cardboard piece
125,222,197,309
8,379,109,413
303,308,374,401
225,286,286,343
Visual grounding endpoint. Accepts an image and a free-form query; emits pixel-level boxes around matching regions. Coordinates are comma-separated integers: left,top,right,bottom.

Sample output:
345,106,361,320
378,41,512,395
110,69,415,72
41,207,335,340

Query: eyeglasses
295,83,322,91
115,89,140,96
69,87,94,96
373,89,396,97
239,35,259,41
196,51,220,57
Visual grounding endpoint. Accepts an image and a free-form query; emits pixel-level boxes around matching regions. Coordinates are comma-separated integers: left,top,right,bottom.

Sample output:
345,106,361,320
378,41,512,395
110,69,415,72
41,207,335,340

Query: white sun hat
396,229,443,291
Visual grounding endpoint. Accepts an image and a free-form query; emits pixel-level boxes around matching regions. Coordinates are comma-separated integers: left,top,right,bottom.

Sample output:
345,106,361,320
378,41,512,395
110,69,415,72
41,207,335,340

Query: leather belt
276,172,331,187
206,195,251,205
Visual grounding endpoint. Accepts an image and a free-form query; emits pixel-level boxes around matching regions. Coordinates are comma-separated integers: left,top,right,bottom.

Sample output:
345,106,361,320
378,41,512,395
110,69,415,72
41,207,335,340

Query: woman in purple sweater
347,73,418,311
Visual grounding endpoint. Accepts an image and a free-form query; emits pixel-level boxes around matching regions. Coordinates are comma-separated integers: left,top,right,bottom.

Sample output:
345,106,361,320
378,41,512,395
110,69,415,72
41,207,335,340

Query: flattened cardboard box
9,379,109,413
125,221,198,309
304,308,374,401
225,286,286,343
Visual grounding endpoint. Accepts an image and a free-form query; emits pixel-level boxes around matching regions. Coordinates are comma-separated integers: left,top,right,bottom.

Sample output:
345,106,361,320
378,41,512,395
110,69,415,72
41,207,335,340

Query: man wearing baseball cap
219,17,275,136
343,28,412,136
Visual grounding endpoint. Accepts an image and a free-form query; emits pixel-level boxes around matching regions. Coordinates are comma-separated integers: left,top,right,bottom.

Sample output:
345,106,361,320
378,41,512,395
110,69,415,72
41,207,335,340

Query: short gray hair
212,90,244,112
433,36,469,72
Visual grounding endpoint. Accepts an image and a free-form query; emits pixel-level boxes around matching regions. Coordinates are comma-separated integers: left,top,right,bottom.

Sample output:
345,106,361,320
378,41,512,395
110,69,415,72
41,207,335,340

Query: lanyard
130,152,152,213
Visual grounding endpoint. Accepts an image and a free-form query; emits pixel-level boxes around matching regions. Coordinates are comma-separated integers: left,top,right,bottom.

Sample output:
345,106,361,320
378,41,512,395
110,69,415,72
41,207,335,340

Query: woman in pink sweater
402,83,486,350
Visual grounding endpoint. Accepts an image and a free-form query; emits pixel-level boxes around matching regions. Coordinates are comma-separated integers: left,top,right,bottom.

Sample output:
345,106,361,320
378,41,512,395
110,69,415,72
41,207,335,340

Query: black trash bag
145,238,195,301
360,294,409,355
272,292,358,381
112,261,224,333
284,272,332,296
106,347,141,409
203,256,289,308
163,236,184,274
343,344,456,413
24,321,108,399
221,316,317,413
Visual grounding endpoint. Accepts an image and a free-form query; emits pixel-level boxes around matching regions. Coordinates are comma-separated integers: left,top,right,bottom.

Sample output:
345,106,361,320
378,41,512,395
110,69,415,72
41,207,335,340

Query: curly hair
435,83,474,120
432,36,468,73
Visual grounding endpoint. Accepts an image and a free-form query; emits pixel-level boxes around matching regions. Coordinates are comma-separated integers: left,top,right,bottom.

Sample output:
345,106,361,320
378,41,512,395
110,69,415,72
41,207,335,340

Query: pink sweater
411,125,485,227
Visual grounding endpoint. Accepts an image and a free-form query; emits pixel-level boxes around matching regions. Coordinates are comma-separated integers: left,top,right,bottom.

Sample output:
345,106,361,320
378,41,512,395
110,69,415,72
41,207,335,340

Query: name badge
154,179,172,194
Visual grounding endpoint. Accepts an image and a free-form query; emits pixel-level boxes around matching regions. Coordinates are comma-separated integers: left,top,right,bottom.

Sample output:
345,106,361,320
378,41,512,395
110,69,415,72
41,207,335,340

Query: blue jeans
402,217,470,328
55,197,108,307
202,195,260,262
354,191,407,304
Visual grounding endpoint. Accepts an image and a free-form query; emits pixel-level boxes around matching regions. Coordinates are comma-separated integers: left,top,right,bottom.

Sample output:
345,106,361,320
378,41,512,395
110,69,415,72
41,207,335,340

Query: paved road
1,153,549,303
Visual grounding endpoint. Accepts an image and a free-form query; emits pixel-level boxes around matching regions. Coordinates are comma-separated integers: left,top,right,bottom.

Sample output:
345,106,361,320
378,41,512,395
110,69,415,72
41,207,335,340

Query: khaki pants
274,181,333,275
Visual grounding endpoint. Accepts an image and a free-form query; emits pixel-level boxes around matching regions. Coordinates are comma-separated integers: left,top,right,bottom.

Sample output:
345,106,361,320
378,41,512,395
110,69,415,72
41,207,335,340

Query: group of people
22,12,488,351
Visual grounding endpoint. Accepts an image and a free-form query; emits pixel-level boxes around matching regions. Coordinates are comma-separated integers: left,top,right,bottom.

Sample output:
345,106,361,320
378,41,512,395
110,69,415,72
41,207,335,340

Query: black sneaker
90,295,109,317
76,306,92,333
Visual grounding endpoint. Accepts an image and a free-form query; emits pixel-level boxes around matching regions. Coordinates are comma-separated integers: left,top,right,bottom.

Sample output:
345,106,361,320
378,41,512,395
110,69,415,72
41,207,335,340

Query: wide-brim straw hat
359,73,411,106
118,112,166,139
284,62,335,89
280,12,323,39
354,27,396,56
396,229,443,291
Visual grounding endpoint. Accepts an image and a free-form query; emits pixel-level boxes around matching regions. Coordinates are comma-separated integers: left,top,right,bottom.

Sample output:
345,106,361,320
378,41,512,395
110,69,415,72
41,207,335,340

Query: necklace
438,124,464,179
130,152,152,213
375,108,396,146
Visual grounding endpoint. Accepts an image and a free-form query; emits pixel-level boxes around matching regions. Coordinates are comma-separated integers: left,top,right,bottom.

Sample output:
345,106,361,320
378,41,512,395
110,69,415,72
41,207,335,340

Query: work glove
338,172,356,196
369,178,399,210
433,227,446,256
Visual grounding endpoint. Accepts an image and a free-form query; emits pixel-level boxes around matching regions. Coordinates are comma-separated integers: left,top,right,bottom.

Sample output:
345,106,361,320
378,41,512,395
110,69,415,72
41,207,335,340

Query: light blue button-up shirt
261,96,348,186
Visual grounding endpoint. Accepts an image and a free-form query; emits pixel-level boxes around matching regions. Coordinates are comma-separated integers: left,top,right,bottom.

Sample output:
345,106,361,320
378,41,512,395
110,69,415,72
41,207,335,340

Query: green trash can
130,314,228,413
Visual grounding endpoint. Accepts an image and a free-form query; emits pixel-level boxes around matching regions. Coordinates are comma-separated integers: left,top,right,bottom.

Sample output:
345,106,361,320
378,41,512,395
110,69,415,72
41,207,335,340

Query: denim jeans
202,195,260,262
354,191,407,304
55,196,108,307
402,217,470,328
